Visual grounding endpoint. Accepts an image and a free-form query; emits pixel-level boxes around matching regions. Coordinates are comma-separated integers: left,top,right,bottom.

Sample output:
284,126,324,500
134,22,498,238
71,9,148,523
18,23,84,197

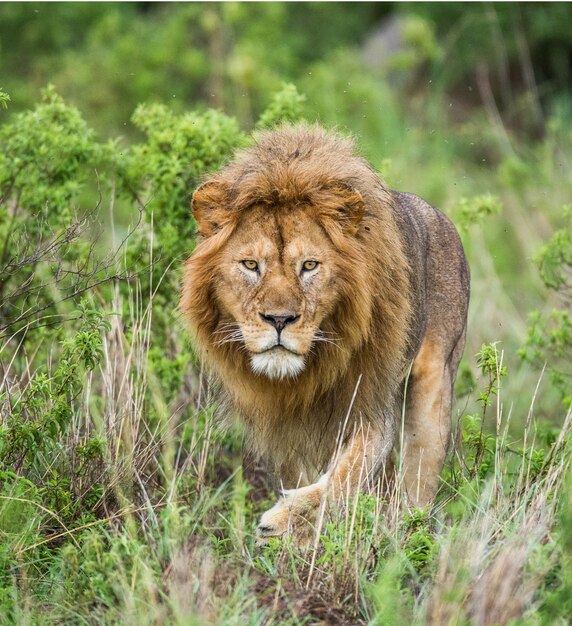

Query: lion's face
213,206,341,379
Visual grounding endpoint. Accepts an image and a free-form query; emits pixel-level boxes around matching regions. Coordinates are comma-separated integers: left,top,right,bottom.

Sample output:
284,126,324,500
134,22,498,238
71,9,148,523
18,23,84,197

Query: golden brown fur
181,124,469,542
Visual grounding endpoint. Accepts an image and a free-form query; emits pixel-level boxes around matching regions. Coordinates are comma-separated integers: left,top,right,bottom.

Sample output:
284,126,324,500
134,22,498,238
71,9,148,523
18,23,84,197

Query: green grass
0,275,570,624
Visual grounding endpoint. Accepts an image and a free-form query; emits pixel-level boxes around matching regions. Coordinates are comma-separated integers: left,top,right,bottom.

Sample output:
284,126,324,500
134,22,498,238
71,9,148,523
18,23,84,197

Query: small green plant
256,83,306,129
521,204,572,407
0,300,109,491
401,509,436,575
475,341,507,408
457,343,507,480
0,89,9,109
457,193,503,232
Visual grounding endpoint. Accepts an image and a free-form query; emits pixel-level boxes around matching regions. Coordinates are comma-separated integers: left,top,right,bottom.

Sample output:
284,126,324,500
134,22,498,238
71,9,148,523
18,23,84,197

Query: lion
181,124,469,543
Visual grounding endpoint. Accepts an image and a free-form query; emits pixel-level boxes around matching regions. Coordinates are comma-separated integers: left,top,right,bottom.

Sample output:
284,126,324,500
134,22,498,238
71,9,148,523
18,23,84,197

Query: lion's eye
241,260,259,271
301,260,319,272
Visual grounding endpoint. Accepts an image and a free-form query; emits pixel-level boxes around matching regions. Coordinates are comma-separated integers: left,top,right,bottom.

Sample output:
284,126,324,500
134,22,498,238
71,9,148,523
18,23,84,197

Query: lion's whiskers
213,322,242,335
314,328,340,341
214,334,243,346
312,329,342,352
315,329,338,337
313,336,340,344
213,324,245,349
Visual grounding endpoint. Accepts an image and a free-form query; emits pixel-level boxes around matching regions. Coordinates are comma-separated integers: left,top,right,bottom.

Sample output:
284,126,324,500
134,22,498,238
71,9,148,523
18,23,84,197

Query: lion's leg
256,426,393,544
402,333,463,507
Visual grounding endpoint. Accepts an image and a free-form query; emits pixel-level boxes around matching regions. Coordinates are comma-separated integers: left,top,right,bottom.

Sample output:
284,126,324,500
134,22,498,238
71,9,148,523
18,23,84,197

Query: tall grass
1,271,570,624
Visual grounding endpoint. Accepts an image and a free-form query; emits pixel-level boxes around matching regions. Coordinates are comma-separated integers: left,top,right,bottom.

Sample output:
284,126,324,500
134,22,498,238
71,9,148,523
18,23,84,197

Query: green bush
521,204,572,406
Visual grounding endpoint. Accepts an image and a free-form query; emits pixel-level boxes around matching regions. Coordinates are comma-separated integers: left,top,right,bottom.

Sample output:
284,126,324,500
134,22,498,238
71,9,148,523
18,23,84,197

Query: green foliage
0,300,109,492
0,84,106,215
0,4,388,133
455,361,477,397
448,344,507,484
119,102,243,333
53,530,158,613
521,204,572,406
457,193,503,232
547,471,572,621
4,3,571,138
0,301,112,619
476,341,507,407
461,414,497,480
534,204,572,291
0,90,9,110
401,509,437,575
386,15,442,74
0,85,115,350
299,49,404,154
369,554,415,626
256,83,306,129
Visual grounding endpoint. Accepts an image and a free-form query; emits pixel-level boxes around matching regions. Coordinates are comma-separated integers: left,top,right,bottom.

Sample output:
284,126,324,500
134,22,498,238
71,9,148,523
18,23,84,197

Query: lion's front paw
256,484,324,546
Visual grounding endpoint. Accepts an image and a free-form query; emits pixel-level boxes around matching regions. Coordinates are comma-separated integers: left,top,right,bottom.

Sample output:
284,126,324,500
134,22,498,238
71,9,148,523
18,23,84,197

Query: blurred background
2,1,571,424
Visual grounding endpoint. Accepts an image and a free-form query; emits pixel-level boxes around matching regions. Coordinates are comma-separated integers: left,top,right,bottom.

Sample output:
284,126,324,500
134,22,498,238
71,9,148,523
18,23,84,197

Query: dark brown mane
202,124,391,216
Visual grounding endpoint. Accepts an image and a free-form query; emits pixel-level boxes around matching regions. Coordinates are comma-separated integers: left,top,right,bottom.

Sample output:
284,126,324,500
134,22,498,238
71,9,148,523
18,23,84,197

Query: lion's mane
181,125,413,476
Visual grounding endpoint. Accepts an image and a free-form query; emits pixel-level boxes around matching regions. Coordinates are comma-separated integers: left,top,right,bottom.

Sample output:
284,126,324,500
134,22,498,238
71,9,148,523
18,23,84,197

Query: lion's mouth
250,346,306,379
254,345,305,358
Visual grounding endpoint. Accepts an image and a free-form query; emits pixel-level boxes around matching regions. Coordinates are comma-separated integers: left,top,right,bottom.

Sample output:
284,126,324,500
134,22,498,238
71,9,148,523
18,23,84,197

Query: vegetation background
0,2,571,624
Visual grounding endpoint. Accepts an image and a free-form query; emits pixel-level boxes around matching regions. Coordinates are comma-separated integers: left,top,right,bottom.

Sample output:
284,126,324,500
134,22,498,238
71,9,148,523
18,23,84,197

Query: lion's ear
191,180,230,237
332,183,365,232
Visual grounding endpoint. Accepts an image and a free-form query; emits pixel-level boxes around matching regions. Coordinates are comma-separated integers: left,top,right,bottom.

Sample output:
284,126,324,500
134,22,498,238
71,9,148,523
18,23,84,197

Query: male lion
181,124,469,543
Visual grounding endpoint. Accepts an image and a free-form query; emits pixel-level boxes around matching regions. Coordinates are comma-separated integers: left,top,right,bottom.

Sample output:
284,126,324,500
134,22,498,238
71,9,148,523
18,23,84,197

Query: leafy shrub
118,102,244,323
0,300,109,511
521,204,572,406
256,83,306,129
0,87,115,343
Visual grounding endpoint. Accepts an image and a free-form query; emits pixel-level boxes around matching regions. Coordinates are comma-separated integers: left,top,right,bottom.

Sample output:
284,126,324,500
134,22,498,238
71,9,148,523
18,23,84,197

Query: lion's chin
250,348,305,380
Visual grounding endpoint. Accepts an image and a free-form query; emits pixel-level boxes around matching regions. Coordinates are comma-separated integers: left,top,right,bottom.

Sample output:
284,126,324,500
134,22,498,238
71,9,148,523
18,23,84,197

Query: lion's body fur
181,124,469,497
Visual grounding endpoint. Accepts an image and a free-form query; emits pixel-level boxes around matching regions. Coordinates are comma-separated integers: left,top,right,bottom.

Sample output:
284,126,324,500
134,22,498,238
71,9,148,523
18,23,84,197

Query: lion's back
391,191,470,359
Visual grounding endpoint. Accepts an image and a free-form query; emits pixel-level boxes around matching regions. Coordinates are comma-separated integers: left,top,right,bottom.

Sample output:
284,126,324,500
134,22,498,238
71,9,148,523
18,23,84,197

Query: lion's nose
260,312,300,333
